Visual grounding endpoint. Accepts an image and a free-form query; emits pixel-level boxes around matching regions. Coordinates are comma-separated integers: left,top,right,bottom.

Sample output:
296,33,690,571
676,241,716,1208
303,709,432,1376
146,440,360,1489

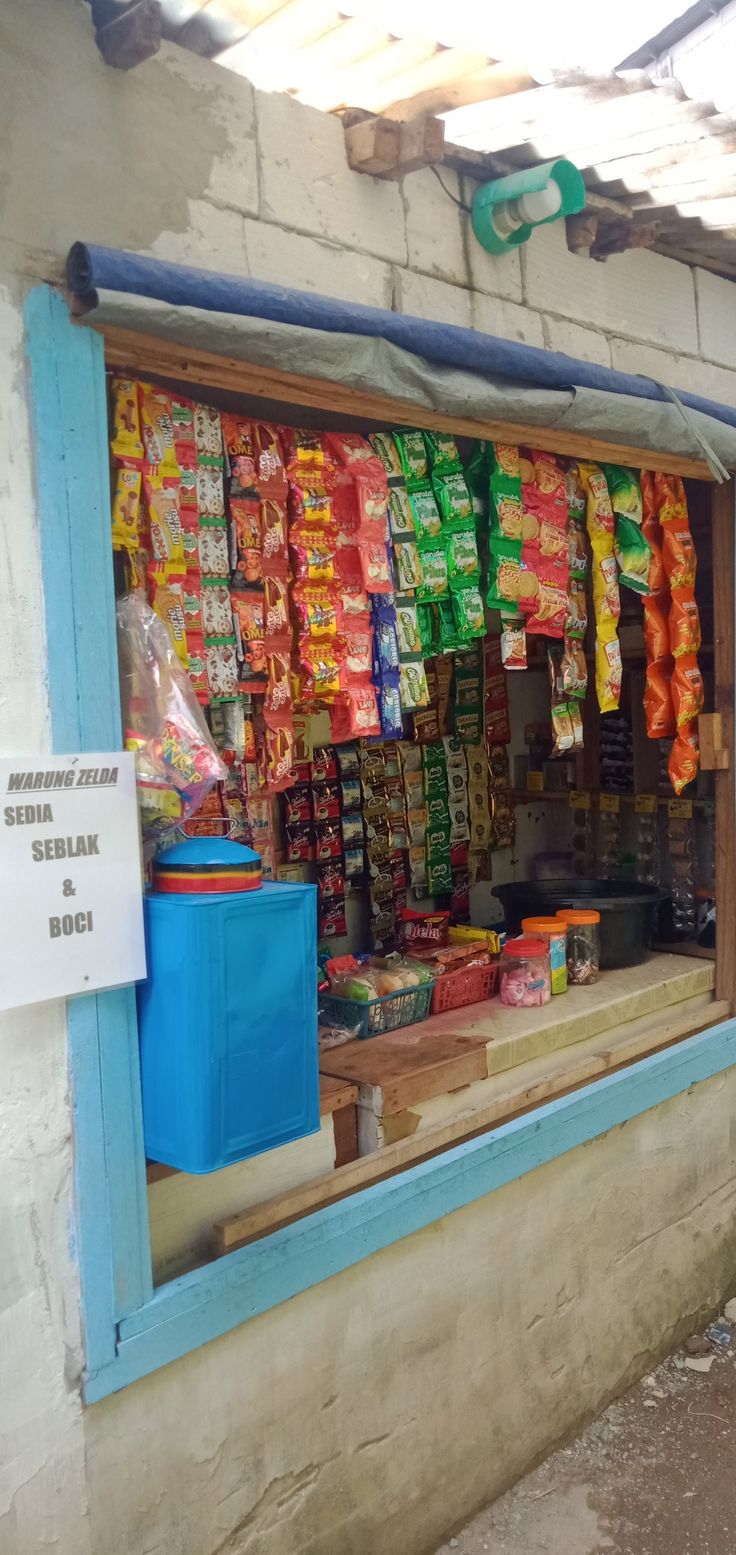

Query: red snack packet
319,899,348,939
325,433,386,480
284,786,312,826
264,650,293,727
287,823,314,862
293,585,340,641
181,569,203,636
668,722,699,795
170,394,197,468
521,555,568,637
398,907,450,950
222,414,255,463
266,725,296,792
290,536,336,584
283,429,335,481
252,423,288,496
260,499,289,576
299,645,344,702
314,821,342,860
641,472,666,594
311,749,337,782
230,498,262,588
344,628,373,681
360,543,392,594
330,684,381,739
231,594,268,692
148,562,188,666
144,474,185,564
289,483,336,531
332,471,361,537
264,576,290,643
318,860,345,900
672,655,704,728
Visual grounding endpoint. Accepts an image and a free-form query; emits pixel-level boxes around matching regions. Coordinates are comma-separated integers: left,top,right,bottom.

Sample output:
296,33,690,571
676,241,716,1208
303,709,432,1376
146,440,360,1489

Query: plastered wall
2,4,736,1552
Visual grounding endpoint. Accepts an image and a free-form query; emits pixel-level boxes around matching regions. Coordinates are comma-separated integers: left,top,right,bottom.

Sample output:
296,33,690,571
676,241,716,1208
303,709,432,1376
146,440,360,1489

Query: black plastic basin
491,879,666,970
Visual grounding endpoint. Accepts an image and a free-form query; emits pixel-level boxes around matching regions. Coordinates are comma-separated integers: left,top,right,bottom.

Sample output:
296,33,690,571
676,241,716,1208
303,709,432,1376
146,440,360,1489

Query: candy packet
110,378,144,465
111,465,142,553
360,543,393,593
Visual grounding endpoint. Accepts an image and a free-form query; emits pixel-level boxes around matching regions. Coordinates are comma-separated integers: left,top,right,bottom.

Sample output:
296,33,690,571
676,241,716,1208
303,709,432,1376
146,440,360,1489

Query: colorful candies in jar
499,937,551,1007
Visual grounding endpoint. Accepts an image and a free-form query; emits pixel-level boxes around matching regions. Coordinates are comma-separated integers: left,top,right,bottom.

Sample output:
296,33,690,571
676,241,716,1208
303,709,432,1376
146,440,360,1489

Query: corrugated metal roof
148,0,736,279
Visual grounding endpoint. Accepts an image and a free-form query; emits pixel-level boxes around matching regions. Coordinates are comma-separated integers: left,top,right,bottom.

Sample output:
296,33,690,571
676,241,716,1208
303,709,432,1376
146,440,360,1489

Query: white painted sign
0,752,146,1011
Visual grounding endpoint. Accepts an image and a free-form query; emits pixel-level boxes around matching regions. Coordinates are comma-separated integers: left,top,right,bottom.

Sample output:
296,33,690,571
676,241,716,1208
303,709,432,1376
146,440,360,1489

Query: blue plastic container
137,838,319,1173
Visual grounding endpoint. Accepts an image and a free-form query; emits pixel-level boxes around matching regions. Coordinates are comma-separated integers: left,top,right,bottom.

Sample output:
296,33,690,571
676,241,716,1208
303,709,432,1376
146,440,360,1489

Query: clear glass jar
557,910,600,985
499,937,551,1008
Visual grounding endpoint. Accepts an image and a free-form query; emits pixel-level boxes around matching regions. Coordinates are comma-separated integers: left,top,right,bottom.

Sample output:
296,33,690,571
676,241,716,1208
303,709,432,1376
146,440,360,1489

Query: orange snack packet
669,591,701,660
671,655,704,729
643,662,676,740
654,472,687,525
668,723,699,795
662,521,697,591
643,594,670,666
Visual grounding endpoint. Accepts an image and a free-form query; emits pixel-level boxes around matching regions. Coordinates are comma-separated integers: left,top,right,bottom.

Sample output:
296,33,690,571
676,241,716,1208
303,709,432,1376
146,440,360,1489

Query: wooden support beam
96,323,716,482
95,0,161,68
699,712,730,771
344,113,445,179
711,477,736,1009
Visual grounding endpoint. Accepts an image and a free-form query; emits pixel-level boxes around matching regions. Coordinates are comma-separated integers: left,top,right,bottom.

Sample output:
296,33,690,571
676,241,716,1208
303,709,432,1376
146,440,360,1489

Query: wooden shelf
513,790,713,809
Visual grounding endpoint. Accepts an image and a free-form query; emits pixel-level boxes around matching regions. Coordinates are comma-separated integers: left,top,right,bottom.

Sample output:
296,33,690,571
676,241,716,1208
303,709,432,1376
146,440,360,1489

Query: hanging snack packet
197,523,230,578
432,469,473,528
360,543,393,594
661,520,697,591
490,477,524,543
486,539,521,612
451,587,485,640
196,462,225,521
464,442,491,523
602,465,643,523
672,655,704,728
614,513,652,595
394,429,429,487
230,498,262,589
416,546,449,603
394,539,423,593
669,590,701,660
204,638,240,701
399,659,430,711
395,594,422,657
194,405,223,465
410,485,443,547
283,429,335,482
491,443,521,481
653,472,688,524
519,555,568,637
447,526,481,588
389,487,415,538
595,636,623,716
424,430,461,473
370,431,403,483
111,466,142,553
252,423,288,496
561,635,587,700
668,723,699,795
139,383,179,474
148,563,188,667
641,473,667,594
201,579,235,639
290,535,336,584
110,378,144,466
579,462,621,711
500,619,527,671
416,602,439,658
144,474,185,565
293,584,340,642
181,572,203,637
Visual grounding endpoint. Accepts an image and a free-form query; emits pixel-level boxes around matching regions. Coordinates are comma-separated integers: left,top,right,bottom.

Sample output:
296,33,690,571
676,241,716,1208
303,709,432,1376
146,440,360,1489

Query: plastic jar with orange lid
521,917,568,994
556,909,600,985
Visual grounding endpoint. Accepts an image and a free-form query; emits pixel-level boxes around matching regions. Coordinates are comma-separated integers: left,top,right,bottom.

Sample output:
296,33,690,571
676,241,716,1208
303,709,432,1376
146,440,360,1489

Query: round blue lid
153,837,262,895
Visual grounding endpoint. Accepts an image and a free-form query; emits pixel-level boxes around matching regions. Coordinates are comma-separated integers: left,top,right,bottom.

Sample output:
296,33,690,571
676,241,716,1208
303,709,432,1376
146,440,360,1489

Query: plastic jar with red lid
499,937,551,1008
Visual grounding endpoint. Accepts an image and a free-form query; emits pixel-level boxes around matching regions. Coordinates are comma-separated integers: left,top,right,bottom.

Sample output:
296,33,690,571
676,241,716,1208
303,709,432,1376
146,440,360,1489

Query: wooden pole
711,477,736,1007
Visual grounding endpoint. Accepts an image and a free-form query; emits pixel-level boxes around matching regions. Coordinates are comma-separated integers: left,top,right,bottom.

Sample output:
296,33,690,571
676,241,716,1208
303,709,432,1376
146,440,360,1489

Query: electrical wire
429,164,473,215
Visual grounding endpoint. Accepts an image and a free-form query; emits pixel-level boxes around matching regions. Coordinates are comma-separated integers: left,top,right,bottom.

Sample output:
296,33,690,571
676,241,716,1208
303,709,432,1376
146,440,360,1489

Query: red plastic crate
430,959,499,1015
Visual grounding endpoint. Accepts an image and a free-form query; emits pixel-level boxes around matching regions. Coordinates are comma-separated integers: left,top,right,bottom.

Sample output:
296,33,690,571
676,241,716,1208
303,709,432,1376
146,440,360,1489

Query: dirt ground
434,1307,736,1555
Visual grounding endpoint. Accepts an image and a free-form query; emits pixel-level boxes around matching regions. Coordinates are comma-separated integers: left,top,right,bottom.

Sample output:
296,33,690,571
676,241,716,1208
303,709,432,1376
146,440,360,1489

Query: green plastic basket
320,981,434,1040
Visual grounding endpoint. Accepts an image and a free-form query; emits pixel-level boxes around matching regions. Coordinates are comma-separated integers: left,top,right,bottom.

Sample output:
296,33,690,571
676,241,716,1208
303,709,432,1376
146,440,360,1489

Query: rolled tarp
67,242,736,466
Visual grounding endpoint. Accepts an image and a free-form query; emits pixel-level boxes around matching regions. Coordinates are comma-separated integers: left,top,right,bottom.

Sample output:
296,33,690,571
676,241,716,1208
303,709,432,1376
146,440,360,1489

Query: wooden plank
318,1073,359,1115
386,63,535,124
213,997,729,1251
333,1104,359,1167
344,114,445,178
96,324,714,481
698,711,730,771
711,477,736,1008
319,1028,489,1115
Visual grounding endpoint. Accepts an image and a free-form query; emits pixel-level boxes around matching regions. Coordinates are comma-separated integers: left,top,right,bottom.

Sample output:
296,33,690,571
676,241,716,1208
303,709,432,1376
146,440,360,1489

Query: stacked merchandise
337,745,365,891
360,743,398,950
642,472,703,794
579,461,621,715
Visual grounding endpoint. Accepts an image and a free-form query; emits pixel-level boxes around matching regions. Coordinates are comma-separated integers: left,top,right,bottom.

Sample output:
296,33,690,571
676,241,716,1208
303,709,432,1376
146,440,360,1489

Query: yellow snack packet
110,377,144,465
111,465,142,553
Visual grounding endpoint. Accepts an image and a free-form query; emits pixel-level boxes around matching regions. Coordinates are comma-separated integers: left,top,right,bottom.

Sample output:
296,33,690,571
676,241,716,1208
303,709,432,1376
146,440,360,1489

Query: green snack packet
490,442,521,480
447,525,481,588
451,585,485,639
464,440,491,522
422,744,448,798
432,469,473,528
486,537,521,611
455,706,483,744
426,792,450,825
424,430,461,474
416,545,449,602
603,465,643,523
490,475,523,542
395,593,422,656
388,486,415,537
427,856,453,896
394,428,429,487
454,666,482,708
370,431,403,482
416,601,439,657
409,485,443,546
615,513,652,594
395,539,423,592
399,658,430,710
437,597,459,653
426,819,451,859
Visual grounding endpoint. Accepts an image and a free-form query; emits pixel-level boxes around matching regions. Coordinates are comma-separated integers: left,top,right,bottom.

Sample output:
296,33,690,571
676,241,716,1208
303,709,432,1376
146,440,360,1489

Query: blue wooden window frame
24,283,736,1404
